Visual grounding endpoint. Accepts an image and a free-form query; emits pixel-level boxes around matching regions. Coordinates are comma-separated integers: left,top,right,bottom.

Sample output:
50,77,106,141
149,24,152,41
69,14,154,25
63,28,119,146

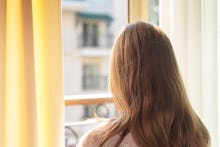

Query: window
82,64,101,90
63,0,127,96
82,23,99,47
63,0,127,146
63,0,162,146
77,12,112,48
63,1,219,147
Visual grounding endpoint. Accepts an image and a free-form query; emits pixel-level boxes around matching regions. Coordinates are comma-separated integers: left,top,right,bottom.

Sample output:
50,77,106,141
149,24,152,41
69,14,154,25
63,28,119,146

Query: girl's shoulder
76,120,109,147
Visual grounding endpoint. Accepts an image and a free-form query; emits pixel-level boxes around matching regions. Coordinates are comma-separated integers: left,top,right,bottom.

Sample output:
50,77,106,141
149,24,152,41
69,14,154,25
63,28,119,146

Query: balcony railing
65,93,113,105
65,93,114,147
78,33,113,48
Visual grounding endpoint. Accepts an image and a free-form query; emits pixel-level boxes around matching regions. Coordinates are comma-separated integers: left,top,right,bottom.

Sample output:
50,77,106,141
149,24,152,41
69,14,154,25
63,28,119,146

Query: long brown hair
99,21,210,147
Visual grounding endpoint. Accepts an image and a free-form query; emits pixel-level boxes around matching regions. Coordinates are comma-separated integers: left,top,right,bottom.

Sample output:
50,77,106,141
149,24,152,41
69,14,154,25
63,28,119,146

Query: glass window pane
148,0,159,25
62,0,127,95
62,0,127,146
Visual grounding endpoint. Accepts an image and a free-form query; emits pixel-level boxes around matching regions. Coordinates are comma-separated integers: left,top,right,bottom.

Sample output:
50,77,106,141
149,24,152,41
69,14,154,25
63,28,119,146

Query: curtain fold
0,0,6,147
0,0,64,147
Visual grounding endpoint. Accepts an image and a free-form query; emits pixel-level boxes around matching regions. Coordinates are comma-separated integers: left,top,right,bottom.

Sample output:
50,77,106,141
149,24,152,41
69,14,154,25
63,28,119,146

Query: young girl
77,21,210,147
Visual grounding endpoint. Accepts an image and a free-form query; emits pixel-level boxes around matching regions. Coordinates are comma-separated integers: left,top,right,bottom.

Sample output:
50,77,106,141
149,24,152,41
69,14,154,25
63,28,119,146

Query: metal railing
78,33,113,48
64,93,114,147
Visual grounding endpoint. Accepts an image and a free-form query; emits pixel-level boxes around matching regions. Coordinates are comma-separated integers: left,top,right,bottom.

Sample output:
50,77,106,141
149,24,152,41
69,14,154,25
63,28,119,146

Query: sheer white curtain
160,0,218,146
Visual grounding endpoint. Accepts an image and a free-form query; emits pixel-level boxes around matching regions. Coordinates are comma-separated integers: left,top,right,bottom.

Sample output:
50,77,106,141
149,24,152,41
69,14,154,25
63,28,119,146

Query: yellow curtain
0,0,64,147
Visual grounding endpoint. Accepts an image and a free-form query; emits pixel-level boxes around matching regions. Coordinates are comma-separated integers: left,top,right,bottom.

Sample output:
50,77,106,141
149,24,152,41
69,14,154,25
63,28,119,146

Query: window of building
82,22,99,47
82,64,100,90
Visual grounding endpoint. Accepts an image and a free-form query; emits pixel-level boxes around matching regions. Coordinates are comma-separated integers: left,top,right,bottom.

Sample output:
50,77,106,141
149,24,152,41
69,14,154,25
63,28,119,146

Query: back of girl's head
101,21,210,147
110,21,180,114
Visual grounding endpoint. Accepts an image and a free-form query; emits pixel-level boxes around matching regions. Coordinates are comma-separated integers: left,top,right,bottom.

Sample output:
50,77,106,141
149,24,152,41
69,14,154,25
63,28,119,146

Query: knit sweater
77,123,138,147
